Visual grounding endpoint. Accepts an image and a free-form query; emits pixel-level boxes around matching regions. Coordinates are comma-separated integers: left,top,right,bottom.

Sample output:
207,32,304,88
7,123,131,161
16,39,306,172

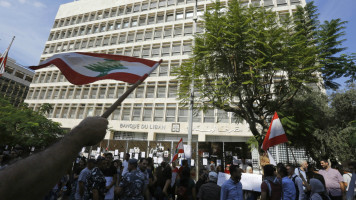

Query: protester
295,161,308,183
103,153,117,200
72,158,87,199
240,157,248,172
309,178,331,200
209,161,216,172
112,159,122,186
244,166,259,200
278,165,296,200
307,164,325,189
319,159,345,200
198,172,221,200
342,162,356,199
154,162,172,200
261,164,282,200
0,116,108,200
85,157,107,200
137,158,150,199
116,159,146,200
178,160,189,178
286,164,305,200
176,167,196,200
195,169,208,197
122,153,130,177
216,165,224,174
220,164,243,200
75,159,95,200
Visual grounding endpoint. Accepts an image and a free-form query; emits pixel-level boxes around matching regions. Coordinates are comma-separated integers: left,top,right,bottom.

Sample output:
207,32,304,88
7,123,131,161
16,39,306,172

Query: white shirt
343,173,356,192
122,160,129,176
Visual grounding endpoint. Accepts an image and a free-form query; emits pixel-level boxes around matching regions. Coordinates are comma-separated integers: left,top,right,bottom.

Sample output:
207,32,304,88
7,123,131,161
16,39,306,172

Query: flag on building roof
29,52,162,85
262,112,288,151
171,138,184,163
0,37,15,77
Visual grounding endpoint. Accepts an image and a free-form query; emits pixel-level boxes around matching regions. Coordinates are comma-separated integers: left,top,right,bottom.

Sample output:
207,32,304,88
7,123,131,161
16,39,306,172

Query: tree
280,86,356,162
0,97,65,149
176,0,319,150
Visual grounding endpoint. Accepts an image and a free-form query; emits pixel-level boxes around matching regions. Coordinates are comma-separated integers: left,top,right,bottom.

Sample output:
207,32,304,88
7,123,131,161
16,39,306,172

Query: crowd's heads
105,153,113,161
181,166,191,178
286,164,295,176
128,159,138,171
278,165,288,178
87,159,96,169
263,164,276,177
125,153,130,160
182,160,188,167
320,159,329,169
208,172,218,182
230,164,242,181
96,156,107,170
139,158,148,171
246,166,253,174
299,160,308,169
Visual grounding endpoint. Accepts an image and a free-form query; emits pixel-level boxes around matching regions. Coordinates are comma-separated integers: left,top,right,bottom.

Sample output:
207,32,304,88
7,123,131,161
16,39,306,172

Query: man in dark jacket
198,172,221,200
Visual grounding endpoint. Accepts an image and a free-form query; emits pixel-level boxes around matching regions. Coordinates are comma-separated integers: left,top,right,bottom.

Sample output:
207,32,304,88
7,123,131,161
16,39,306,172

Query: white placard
217,159,221,166
217,172,231,186
114,156,119,160
31,146,35,152
183,145,191,159
135,153,139,160
97,147,101,153
240,173,262,192
149,154,153,158
191,159,195,166
81,147,86,152
120,152,124,159
141,152,146,158
158,157,163,164
153,157,158,163
203,158,208,166
233,156,239,165
114,149,119,156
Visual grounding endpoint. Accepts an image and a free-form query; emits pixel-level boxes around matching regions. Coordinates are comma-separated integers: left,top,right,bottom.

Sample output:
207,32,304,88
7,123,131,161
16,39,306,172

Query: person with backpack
261,164,282,200
278,165,297,200
287,164,306,200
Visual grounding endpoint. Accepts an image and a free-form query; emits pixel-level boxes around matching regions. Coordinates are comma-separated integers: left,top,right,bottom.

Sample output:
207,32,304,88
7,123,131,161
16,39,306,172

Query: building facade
25,0,307,166
1,57,34,106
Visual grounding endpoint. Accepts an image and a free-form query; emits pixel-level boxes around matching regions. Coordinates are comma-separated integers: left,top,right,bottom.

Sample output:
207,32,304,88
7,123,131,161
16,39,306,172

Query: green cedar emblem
84,59,127,77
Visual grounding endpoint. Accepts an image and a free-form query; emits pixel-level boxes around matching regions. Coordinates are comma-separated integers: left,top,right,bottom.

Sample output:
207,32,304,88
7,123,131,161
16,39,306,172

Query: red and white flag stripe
30,52,162,85
171,138,184,163
0,53,8,76
262,112,288,151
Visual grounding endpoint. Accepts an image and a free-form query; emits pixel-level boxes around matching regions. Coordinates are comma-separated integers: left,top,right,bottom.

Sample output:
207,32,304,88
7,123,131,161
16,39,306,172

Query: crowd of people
33,151,355,200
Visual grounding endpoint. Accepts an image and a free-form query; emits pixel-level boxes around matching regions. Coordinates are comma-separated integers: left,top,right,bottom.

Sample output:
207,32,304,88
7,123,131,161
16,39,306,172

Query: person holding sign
220,165,243,200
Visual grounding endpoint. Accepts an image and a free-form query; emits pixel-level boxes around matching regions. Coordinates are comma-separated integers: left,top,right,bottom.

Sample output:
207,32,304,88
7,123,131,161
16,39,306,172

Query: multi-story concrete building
25,0,306,166
1,57,34,106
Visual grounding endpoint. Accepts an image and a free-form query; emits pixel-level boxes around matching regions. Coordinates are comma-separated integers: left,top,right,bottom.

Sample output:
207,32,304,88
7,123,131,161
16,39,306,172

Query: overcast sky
0,0,355,87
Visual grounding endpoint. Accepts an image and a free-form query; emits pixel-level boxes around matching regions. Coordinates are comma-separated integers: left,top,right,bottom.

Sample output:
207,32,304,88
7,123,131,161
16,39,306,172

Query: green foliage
0,97,65,148
175,0,319,148
280,86,356,162
85,59,127,77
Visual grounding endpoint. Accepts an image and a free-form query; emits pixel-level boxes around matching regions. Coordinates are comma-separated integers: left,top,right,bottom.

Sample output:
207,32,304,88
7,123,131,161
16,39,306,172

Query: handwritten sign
217,172,262,192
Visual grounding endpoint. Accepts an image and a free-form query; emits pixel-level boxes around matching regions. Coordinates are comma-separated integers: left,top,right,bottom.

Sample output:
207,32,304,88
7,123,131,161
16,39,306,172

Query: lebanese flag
262,112,288,151
171,138,184,163
29,52,162,85
0,52,8,76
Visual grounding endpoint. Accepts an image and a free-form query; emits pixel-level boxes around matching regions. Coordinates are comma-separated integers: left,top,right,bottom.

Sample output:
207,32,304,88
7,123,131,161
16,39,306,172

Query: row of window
4,66,33,82
31,102,237,123
32,59,181,84
44,27,195,56
27,81,179,100
52,0,300,30
50,6,204,41
53,0,207,29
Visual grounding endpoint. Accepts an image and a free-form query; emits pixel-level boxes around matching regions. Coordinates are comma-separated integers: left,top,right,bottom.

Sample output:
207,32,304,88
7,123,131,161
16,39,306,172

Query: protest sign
217,172,262,192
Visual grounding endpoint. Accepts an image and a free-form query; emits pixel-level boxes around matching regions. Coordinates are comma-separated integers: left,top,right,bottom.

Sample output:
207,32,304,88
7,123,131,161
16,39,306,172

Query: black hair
139,158,147,163
320,159,329,163
87,159,96,164
230,164,240,174
286,164,295,171
263,164,276,177
182,160,188,166
126,153,130,157
278,165,288,177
